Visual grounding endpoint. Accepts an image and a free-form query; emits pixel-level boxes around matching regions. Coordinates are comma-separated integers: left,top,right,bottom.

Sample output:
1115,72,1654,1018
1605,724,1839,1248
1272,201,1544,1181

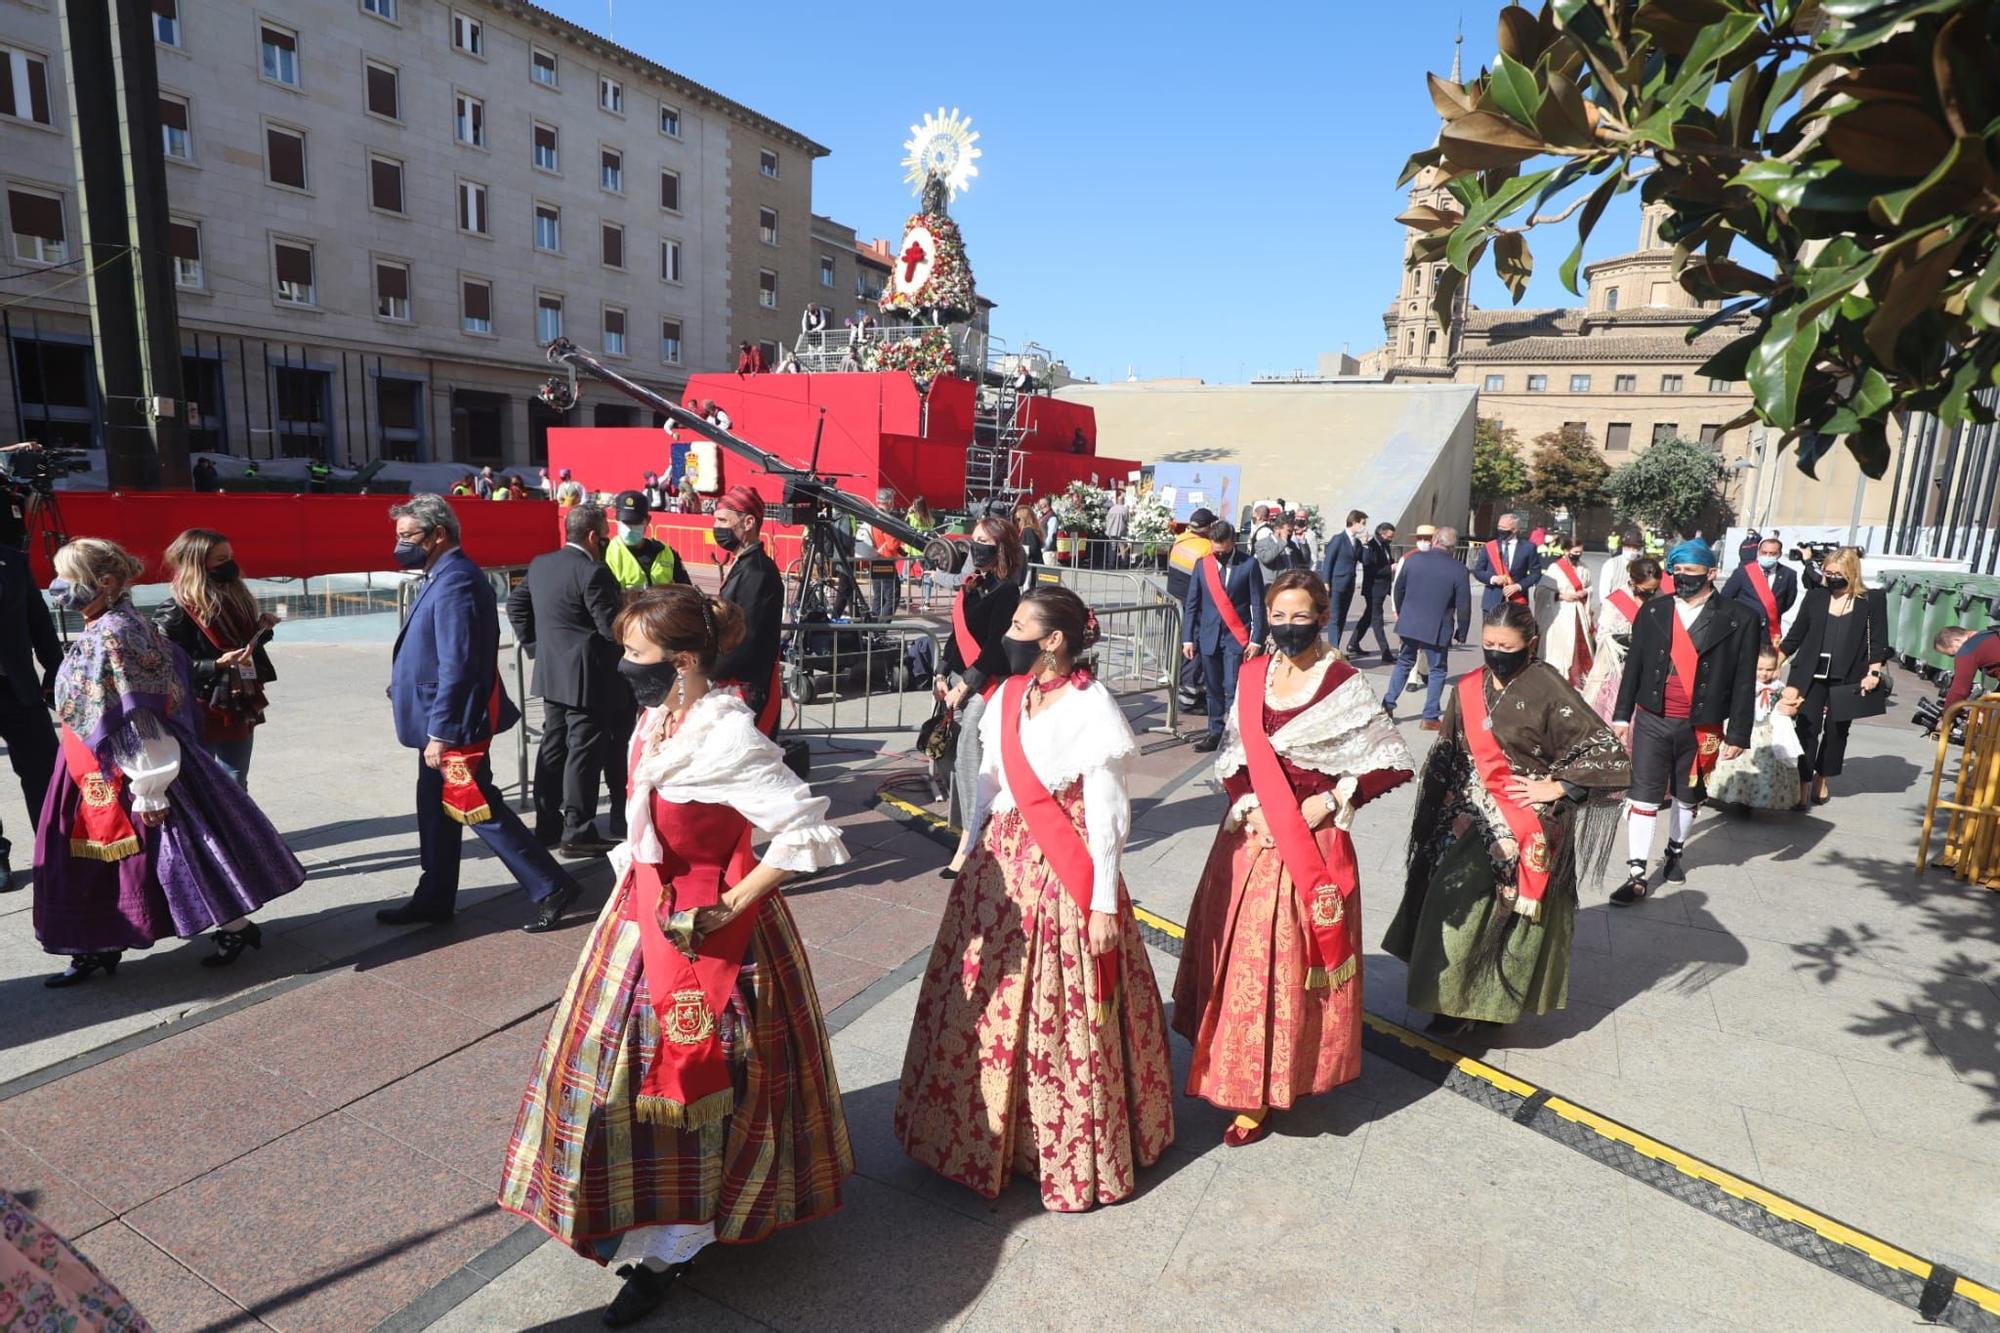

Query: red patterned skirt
1171,820,1365,1113
894,784,1175,1212
498,884,851,1259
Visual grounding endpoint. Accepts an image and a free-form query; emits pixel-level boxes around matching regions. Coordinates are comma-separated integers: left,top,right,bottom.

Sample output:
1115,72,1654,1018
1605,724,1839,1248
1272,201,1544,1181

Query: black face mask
1484,646,1532,679
1824,575,1849,592
209,560,241,583
968,541,998,570
1673,572,1709,600
712,525,741,552
1002,635,1046,676
618,657,678,708
1269,623,1320,658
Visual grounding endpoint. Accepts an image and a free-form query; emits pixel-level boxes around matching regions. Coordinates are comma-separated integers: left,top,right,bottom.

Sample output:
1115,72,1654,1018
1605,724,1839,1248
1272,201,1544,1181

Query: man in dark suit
1346,521,1398,663
507,503,625,855
1612,540,1760,903
1181,520,1266,751
1468,512,1544,615
1382,523,1469,727
710,484,785,735
1317,509,1368,644
379,494,579,931
0,526,59,890
1716,536,1798,647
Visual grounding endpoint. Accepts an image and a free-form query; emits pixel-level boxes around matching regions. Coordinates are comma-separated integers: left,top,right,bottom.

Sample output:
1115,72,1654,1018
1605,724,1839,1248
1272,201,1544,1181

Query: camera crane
537,339,962,629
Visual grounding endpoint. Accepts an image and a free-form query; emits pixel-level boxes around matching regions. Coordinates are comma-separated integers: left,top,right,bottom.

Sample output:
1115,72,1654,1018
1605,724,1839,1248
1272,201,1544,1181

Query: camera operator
1935,624,2000,712
0,480,60,890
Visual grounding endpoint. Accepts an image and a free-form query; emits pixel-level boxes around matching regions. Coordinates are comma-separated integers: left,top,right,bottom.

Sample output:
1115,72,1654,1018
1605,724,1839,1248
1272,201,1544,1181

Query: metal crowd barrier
780,619,944,735
1918,692,2000,889
1025,561,1168,607
1087,601,1182,730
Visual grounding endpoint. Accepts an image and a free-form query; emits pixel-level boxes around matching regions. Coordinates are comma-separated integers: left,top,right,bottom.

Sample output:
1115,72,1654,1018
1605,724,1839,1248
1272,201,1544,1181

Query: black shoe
201,920,263,968
1662,841,1687,884
0,847,17,893
44,951,121,988
558,832,617,858
1191,733,1221,752
602,1261,687,1328
1609,862,1650,905
1424,1012,1474,1037
376,902,454,926
523,882,581,933
1380,651,1396,666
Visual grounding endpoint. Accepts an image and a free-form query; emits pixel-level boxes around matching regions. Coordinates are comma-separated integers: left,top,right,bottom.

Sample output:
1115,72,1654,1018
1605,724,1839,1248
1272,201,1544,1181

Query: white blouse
967,679,1136,913
116,712,181,815
1212,655,1413,833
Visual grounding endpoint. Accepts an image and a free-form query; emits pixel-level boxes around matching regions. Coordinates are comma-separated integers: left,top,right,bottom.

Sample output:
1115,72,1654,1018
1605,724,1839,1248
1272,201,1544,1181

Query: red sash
59,724,142,862
1669,613,1725,781
1199,555,1252,648
997,675,1119,1023
1554,556,1586,595
1607,589,1640,623
756,660,782,736
1743,562,1782,647
1456,674,1554,917
1235,655,1359,989
438,675,502,824
951,582,1000,700
1485,541,1528,603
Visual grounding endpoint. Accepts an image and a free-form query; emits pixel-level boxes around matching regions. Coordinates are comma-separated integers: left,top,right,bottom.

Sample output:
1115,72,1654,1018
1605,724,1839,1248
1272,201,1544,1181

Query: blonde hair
1824,546,1867,596
53,538,145,599
164,528,260,630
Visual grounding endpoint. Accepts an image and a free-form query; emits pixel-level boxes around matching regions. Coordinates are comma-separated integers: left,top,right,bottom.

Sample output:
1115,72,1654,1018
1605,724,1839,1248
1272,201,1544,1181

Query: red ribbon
1743,561,1782,648
1486,541,1528,603
1457,674,1553,916
1669,613,1725,781
1199,555,1252,648
1607,589,1640,622
59,724,141,862
951,582,1000,700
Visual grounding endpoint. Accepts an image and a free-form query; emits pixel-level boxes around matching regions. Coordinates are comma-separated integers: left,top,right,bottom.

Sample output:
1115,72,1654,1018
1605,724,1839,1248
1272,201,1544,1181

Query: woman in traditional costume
1582,556,1661,728
156,528,279,788
1540,534,1595,690
34,539,305,986
897,585,1174,1211
1172,572,1412,1146
499,586,851,1329
1384,601,1629,1035
936,516,1022,876
0,1189,151,1330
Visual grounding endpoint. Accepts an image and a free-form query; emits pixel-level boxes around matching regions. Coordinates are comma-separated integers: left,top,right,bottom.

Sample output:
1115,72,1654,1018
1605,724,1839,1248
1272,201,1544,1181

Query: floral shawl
54,600,192,756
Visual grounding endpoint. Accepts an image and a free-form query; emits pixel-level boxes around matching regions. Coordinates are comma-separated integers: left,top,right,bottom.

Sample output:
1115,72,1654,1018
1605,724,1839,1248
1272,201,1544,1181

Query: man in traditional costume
1610,540,1761,902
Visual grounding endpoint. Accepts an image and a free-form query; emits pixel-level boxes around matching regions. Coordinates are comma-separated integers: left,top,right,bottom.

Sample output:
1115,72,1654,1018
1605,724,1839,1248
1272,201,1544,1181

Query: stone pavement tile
1001,1146,1219,1282
817,902,950,971
0,1128,112,1236
1565,946,1726,1032
424,1235,767,1332
345,1021,544,1186
782,879,903,947
72,1220,265,1331
196,969,490,1107
1571,900,1613,954
1836,1056,2000,1167
1200,1082,1376,1201
857,854,956,915
1705,961,1959,1081
685,1174,1024,1332
124,1112,517,1332
802,946,887,1016
1742,1107,2000,1287
1611,1012,1871,1135
1464,997,1623,1079
362,920,583,1027
829,1038,940,1202
0,1029,321,1214
1471,1249,1749,1332
828,974,921,1060
1604,907,1800,980
956,1238,1174,1333
1487,1055,1766,1182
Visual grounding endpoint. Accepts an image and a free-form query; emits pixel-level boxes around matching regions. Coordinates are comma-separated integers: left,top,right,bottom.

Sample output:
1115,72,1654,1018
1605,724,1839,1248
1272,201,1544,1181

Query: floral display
871,326,958,386
1051,481,1111,536
1125,491,1176,554
879,212,977,321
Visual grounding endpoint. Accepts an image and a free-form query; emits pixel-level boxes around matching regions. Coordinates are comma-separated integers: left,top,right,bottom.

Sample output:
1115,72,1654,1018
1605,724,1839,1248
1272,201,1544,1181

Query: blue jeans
1383,640,1449,720
207,736,255,789
1200,639,1245,737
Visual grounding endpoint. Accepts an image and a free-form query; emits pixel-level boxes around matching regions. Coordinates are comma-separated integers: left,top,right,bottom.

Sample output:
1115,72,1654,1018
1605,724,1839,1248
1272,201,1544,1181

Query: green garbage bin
1918,581,1971,672
1896,573,1937,665
1881,573,1909,662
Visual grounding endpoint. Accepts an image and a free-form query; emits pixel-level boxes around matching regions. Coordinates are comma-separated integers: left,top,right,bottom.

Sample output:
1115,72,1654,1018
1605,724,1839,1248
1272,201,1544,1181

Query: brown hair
612,585,745,670
164,527,260,632
970,515,1023,581
1265,569,1330,616
1019,585,1100,670
1626,556,1663,589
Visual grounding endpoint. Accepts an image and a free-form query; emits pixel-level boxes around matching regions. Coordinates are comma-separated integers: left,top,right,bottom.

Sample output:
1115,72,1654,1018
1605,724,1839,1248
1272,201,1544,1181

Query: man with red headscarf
710,485,785,733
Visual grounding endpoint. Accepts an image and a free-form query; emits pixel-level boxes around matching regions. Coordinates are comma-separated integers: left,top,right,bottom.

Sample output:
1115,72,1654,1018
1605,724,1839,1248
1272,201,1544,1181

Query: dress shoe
376,902,454,926
1191,733,1221,752
201,919,264,968
1609,861,1651,905
558,831,617,858
44,951,121,988
0,846,17,892
1420,719,1442,732
1661,841,1687,883
602,1260,688,1328
523,882,581,933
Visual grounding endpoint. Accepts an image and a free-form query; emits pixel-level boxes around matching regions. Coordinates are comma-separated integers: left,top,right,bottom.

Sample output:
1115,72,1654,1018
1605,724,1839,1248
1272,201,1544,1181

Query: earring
1038,649,1058,675
675,672,688,706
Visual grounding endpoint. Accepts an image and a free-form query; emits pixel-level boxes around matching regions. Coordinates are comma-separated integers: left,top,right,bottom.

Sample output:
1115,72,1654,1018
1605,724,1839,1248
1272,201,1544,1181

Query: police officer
604,490,689,592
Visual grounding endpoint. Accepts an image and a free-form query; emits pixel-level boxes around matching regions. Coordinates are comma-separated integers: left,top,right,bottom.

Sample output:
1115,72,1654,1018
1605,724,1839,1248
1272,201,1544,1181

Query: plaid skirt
498,884,852,1259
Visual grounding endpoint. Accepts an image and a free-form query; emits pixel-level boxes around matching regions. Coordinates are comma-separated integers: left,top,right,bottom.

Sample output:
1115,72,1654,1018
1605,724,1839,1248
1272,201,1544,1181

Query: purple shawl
54,601,194,755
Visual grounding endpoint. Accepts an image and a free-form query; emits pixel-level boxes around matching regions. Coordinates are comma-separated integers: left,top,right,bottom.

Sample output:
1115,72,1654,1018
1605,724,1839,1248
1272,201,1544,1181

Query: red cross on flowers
900,240,928,282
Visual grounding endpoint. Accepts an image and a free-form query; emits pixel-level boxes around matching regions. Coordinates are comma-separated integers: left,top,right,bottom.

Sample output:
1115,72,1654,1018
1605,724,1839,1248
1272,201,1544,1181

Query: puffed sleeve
718,715,850,873
114,711,181,814
1081,762,1129,914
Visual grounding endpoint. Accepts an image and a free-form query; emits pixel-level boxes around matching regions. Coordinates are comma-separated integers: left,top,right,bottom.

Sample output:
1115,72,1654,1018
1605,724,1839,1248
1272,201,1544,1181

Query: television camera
1914,680,1969,745
1,442,87,562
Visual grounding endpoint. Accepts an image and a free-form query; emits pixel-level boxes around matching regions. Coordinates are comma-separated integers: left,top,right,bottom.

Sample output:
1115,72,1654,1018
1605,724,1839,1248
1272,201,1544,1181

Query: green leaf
1461,167,1557,233
1489,52,1545,128
1747,305,1829,430
1559,172,1624,295
1965,248,2000,328
1872,136,1967,227
1396,146,1444,188
1731,159,1834,209
1696,330,1761,381
1844,419,1892,480
1447,222,1494,274
1494,231,1535,299
1851,366,1893,419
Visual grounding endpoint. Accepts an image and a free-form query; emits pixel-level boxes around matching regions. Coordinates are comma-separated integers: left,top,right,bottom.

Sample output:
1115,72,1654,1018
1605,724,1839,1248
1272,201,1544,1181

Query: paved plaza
0,610,1996,1330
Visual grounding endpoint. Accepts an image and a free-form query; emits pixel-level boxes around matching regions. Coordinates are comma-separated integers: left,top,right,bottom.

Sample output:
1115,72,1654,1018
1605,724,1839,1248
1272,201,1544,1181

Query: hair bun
1081,609,1102,649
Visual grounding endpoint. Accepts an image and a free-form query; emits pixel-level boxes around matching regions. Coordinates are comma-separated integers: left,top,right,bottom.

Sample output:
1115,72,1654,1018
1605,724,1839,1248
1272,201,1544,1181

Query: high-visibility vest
606,536,679,589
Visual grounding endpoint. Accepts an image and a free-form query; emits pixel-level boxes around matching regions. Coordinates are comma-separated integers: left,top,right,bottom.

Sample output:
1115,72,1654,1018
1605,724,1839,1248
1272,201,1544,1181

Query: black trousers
1794,682,1851,783
598,688,637,837
1347,584,1391,656
1326,578,1356,644
533,698,608,841
0,689,56,857
413,755,569,914
1628,708,1703,807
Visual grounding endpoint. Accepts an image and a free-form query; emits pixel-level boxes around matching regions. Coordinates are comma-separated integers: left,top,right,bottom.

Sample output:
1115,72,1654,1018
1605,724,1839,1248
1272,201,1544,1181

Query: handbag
916,697,958,763
1826,604,1891,721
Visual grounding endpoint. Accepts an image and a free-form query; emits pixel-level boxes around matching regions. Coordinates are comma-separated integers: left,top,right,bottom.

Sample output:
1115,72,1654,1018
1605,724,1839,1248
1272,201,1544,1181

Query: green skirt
1381,832,1572,1024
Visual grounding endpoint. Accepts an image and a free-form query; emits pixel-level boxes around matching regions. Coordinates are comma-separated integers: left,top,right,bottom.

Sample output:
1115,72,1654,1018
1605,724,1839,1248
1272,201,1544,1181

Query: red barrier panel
1019,396,1098,453
33,491,561,582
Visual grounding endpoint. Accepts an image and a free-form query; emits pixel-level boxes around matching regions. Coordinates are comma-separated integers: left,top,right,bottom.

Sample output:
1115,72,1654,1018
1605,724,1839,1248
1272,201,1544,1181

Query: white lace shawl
967,680,1137,913
616,691,848,879
1213,656,1414,832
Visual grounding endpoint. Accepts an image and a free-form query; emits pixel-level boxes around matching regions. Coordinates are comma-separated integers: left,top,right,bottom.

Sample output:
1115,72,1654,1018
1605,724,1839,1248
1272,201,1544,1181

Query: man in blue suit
379,495,580,931
1181,520,1265,752
1317,509,1368,644
1383,523,1470,727
1468,511,1544,615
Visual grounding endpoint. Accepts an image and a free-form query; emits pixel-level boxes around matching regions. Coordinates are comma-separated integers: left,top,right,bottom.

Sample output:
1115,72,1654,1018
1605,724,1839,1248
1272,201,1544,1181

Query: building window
602,306,625,356
532,122,558,172
600,148,623,193
1615,373,1636,392
259,24,299,87
1605,422,1632,452
1404,330,1415,354
820,255,835,288
536,293,563,344
1708,377,1732,394
454,92,484,146
273,239,315,304
759,208,778,245
376,376,423,461
601,221,623,269
375,259,410,320
533,202,560,252
758,149,778,178
362,0,396,20
1481,374,1503,392
154,0,181,46
0,47,53,125
1605,287,1620,310
169,219,201,288
1698,423,1721,444
452,12,483,56
599,75,622,113
7,189,65,264
661,238,682,283
369,154,404,213
1426,329,1438,351
365,59,399,119
1569,374,1591,393
660,318,682,364
1526,374,1547,393
457,178,487,234
1652,422,1678,447
758,269,777,308
757,339,780,366
659,169,680,212
273,366,330,455
160,94,191,159
461,276,492,334
265,124,307,188
530,46,557,86
1661,373,1684,393
659,104,680,137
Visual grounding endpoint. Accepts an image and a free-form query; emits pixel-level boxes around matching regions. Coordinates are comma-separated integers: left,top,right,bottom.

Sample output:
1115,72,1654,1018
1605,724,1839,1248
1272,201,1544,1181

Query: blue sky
546,0,1645,385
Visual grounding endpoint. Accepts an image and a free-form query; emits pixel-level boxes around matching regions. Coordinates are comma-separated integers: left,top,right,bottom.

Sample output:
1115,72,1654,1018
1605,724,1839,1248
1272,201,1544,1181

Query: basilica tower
1379,33,1472,378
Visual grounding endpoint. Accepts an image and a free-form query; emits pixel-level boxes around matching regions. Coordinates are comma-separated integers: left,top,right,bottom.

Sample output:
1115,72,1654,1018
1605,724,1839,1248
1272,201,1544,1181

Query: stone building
0,0,825,468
